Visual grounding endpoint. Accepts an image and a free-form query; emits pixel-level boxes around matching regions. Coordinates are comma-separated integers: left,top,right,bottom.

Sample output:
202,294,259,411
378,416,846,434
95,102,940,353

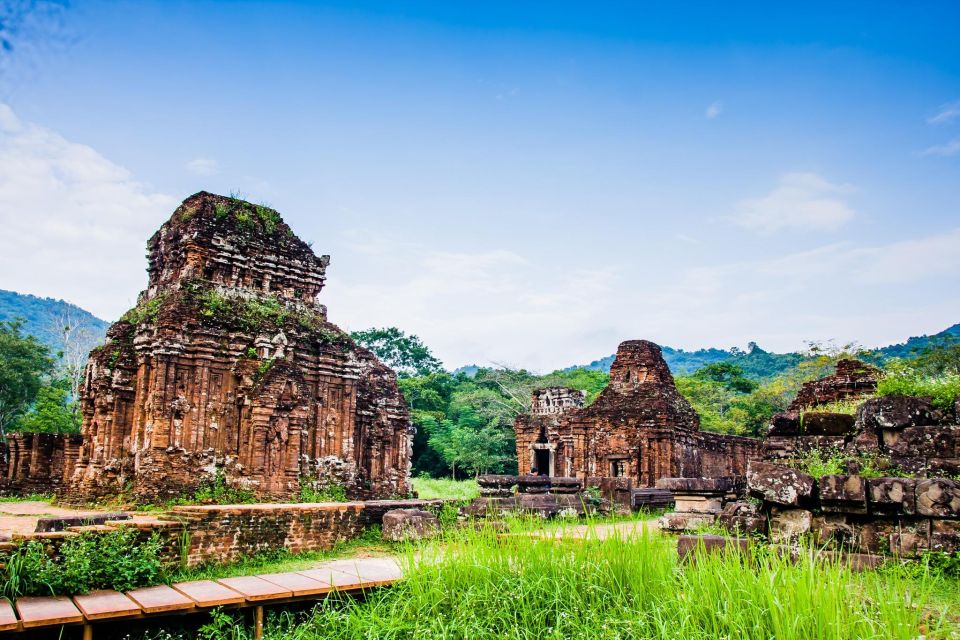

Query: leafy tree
351,327,443,377
427,409,510,479
693,362,757,394
13,377,80,434
0,319,53,440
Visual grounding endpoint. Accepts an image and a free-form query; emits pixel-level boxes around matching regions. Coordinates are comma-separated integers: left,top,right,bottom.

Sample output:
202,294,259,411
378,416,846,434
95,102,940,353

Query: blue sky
1,1,959,370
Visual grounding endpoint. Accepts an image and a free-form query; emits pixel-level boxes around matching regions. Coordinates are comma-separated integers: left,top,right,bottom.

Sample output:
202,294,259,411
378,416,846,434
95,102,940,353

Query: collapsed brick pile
724,360,960,556
2,192,413,502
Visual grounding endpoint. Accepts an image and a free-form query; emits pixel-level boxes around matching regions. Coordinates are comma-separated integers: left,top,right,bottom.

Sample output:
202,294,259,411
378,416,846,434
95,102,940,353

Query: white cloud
731,172,856,234
322,222,960,371
705,101,722,119
918,138,960,157
928,100,960,125
185,156,219,176
0,103,176,320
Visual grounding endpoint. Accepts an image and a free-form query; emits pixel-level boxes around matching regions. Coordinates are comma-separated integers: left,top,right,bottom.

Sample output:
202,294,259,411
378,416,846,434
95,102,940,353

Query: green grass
235,527,957,640
410,476,480,501
877,372,960,412
0,493,55,503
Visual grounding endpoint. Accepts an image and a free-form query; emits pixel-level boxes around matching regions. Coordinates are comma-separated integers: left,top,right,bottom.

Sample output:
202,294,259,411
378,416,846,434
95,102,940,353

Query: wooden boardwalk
0,557,402,638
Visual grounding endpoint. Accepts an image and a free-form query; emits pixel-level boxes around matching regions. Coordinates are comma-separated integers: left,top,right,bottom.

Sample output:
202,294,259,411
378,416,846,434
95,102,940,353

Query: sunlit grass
249,525,957,640
410,476,480,501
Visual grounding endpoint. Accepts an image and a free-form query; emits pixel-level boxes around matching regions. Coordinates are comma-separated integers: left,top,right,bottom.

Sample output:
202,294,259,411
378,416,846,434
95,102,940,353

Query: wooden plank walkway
0,556,403,638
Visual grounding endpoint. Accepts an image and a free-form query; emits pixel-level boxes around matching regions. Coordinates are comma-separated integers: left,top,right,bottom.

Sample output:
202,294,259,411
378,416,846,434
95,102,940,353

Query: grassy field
410,476,480,501
199,525,957,640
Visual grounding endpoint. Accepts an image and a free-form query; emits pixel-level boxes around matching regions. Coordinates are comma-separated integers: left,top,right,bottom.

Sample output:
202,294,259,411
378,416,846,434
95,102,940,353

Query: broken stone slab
801,412,856,437
818,474,867,514
915,478,960,518
655,477,735,495
867,477,917,516
747,462,815,507
767,411,800,437
768,507,812,544
382,509,440,542
676,534,749,562
717,501,766,536
548,477,583,494
34,513,131,533
477,474,520,497
517,475,551,494
882,425,960,458
658,511,716,532
856,395,942,432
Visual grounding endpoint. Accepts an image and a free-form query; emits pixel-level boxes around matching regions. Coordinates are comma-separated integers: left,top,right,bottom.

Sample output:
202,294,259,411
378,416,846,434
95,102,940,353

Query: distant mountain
575,323,960,378
0,289,109,355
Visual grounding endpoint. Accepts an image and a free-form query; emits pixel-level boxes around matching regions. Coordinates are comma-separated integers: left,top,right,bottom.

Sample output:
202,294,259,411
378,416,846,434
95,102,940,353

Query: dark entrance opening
534,449,551,476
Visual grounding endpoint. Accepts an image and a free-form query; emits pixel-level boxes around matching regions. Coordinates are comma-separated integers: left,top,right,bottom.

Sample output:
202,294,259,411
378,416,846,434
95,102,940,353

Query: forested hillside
578,325,960,377
0,290,108,355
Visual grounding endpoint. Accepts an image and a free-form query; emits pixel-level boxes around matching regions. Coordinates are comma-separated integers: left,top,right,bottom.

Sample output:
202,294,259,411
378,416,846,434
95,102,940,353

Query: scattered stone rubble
1,192,413,502
721,360,960,555
381,509,440,541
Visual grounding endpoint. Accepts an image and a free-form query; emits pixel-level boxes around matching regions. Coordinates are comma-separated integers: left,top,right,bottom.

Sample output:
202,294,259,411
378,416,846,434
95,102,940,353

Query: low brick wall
4,499,446,569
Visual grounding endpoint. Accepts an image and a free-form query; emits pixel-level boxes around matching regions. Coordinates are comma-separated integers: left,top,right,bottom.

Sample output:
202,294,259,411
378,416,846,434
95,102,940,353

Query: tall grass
249,527,950,640
410,476,479,501
876,371,960,412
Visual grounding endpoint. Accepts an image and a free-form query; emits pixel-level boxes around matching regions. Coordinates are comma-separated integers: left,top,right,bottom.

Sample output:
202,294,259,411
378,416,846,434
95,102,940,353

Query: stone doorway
534,448,551,476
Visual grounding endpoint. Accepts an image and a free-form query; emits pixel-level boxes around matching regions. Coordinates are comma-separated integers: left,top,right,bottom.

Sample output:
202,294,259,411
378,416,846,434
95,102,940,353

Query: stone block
717,501,766,536
658,512,715,532
382,509,440,542
655,477,734,494
927,458,960,478
673,495,723,514
882,425,960,458
769,508,812,543
767,412,800,437
677,535,749,562
517,475,551,494
930,519,960,553
859,519,929,556
477,475,520,497
819,474,867,513
856,395,941,432
747,462,815,507
916,478,960,518
802,412,856,437
811,514,855,548
845,430,880,456
548,477,583,494
868,477,917,516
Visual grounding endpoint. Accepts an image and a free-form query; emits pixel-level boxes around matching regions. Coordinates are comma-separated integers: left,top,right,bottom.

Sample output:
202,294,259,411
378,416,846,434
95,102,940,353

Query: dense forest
1,290,958,481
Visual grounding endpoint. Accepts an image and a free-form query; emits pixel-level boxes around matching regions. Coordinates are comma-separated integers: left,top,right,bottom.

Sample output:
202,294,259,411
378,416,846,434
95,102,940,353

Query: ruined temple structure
514,340,761,486
55,192,411,502
788,358,880,410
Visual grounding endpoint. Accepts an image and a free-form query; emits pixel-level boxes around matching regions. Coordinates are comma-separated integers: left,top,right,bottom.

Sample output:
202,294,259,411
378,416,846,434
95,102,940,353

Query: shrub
299,480,348,503
1,529,164,598
192,473,257,505
876,370,960,411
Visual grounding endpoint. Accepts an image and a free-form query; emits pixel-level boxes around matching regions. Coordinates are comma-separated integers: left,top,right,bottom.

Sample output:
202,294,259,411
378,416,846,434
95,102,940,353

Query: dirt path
0,501,157,539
